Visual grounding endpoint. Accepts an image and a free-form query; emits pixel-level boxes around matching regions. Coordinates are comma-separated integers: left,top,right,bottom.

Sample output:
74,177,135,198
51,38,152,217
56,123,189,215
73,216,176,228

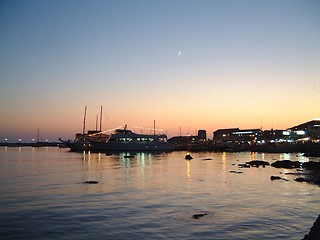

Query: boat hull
59,139,92,152
91,141,174,152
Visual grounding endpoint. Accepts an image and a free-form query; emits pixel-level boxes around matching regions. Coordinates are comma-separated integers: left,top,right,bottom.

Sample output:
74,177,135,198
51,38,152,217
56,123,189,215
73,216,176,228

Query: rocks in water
302,161,320,170
302,214,320,240
283,172,298,175
294,177,307,183
270,175,288,181
246,160,270,167
271,160,301,169
84,181,99,184
270,176,282,180
192,213,208,219
185,154,193,160
238,163,250,168
300,161,320,185
295,174,320,185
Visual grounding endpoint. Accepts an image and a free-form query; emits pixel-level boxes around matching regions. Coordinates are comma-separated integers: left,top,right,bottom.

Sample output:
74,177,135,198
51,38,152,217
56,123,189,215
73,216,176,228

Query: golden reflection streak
222,152,227,172
83,151,91,170
250,152,256,160
186,160,191,179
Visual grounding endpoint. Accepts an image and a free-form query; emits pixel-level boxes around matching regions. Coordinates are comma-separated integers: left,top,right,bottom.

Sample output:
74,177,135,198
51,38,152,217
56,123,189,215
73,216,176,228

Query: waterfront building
287,119,320,141
197,130,207,140
212,128,261,152
168,130,208,150
257,129,290,143
213,128,261,143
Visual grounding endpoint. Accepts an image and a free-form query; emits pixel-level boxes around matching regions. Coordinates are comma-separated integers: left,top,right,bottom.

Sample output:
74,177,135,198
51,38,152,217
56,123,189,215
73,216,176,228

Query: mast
83,106,87,135
99,106,102,131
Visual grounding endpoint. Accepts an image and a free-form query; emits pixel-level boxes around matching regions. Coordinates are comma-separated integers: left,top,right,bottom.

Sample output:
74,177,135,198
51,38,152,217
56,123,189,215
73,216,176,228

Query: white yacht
90,126,173,152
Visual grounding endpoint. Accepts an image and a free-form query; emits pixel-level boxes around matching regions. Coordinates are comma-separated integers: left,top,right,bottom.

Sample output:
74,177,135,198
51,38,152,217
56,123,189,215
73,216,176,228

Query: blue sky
1,0,320,141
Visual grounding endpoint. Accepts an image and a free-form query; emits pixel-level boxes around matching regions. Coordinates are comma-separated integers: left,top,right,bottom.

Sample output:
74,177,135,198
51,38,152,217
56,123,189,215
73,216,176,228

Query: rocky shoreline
237,160,320,186
302,214,320,240
237,159,320,239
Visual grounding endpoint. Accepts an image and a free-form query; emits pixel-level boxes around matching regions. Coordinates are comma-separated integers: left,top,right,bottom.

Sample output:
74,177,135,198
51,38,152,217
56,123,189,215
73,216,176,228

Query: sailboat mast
100,106,102,131
154,120,156,135
83,106,87,135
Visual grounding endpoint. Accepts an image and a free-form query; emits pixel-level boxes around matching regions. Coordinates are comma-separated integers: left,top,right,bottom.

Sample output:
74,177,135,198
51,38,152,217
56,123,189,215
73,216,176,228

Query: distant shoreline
0,142,60,147
1,142,320,157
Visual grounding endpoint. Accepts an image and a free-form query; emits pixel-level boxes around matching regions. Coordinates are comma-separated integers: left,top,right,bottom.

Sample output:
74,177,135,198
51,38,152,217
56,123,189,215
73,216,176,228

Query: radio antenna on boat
83,106,87,135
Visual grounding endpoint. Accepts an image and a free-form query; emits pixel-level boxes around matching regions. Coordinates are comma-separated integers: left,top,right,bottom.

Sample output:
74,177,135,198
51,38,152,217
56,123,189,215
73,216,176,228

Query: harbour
1,1,320,239
2,106,319,157
0,147,319,239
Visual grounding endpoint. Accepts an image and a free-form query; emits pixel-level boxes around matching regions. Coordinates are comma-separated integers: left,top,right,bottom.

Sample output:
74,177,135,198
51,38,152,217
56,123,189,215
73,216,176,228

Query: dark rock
295,177,307,182
238,163,250,168
271,160,301,169
230,170,243,174
185,154,193,160
270,176,282,180
293,170,320,186
84,181,99,184
302,214,320,240
270,176,288,181
284,172,298,175
246,160,270,167
302,161,320,170
202,158,212,160
192,213,208,219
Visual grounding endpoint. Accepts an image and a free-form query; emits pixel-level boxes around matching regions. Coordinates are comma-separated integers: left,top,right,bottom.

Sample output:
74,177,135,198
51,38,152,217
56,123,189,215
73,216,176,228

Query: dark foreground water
0,147,319,239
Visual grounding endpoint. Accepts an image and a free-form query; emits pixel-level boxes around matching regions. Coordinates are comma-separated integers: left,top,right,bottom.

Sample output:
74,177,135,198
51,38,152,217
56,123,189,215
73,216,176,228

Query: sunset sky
1,0,320,142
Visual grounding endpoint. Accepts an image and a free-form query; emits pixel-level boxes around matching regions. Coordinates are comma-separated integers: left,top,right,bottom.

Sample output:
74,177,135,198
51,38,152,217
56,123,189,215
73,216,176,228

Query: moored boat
59,106,108,152
59,130,109,152
90,125,174,152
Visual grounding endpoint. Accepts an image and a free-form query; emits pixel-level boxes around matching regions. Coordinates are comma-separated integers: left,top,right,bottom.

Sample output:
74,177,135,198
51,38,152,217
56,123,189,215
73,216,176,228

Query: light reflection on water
0,147,319,239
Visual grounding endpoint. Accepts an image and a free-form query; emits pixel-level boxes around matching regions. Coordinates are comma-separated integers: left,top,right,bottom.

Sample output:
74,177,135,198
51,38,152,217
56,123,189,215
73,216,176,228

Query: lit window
282,131,290,136
295,130,305,135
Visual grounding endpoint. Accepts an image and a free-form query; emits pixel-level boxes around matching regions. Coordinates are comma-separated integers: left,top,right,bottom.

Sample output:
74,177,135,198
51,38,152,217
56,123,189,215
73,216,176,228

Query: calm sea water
0,147,319,239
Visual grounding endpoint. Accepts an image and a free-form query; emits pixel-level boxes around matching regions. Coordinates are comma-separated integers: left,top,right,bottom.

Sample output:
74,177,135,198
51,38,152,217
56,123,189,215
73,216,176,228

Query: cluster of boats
59,126,173,152
59,106,173,152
